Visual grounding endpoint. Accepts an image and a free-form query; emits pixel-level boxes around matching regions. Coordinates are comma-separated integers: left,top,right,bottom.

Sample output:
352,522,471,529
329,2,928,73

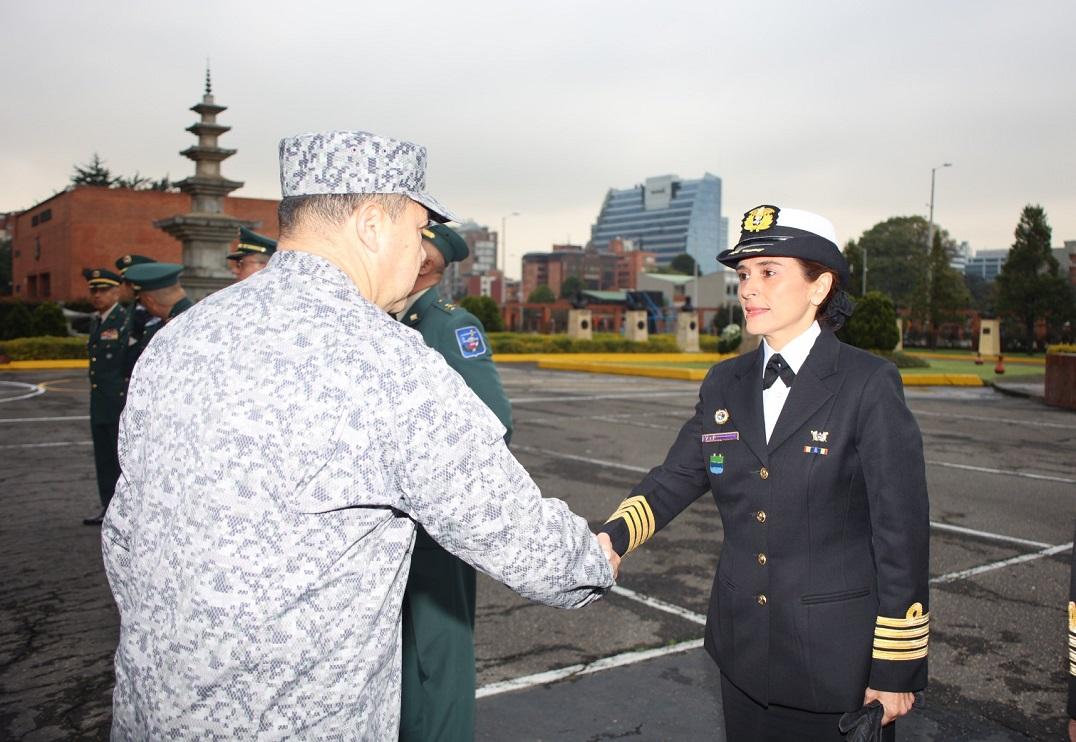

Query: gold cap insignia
422,228,436,239
122,256,132,265
742,205,779,233
92,270,101,278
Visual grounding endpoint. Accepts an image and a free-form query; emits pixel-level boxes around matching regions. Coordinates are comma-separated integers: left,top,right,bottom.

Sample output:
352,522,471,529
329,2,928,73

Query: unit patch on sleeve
455,326,487,358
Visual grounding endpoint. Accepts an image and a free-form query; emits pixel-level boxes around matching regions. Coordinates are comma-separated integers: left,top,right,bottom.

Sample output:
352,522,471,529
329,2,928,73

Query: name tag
702,432,739,443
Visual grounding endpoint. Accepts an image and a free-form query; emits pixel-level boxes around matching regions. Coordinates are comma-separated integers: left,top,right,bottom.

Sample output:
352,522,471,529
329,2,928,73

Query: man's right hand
597,532,619,581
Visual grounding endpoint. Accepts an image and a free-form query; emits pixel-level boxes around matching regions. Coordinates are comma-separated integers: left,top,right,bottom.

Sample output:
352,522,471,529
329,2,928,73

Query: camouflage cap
278,130,458,223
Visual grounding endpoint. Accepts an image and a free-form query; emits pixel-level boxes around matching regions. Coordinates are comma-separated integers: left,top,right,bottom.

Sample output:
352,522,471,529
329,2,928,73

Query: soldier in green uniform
398,224,512,742
82,268,130,526
115,254,159,376
226,227,277,281
124,263,193,358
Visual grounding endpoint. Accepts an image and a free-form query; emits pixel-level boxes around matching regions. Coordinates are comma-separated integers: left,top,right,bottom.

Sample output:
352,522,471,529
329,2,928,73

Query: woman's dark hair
797,259,851,330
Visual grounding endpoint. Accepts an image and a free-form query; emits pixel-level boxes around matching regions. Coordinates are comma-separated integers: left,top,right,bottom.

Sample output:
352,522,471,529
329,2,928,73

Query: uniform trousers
720,673,896,742
91,420,121,509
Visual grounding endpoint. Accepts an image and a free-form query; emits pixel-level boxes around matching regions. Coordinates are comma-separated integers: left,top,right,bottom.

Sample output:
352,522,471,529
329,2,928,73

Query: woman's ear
811,272,834,306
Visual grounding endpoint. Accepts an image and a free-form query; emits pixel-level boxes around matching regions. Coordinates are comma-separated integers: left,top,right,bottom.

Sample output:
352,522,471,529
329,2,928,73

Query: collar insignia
742,205,779,233
811,430,829,443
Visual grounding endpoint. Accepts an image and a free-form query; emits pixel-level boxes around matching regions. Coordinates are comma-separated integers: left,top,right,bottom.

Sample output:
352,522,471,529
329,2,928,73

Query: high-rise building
444,219,499,301
589,173,727,271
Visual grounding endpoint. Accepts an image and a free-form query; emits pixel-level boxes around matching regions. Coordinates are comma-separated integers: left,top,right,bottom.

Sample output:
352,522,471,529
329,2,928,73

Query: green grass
907,348,1046,360
600,357,1044,381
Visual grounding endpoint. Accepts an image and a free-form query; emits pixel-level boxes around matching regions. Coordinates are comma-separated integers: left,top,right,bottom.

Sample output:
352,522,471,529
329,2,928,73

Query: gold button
91,357,96,361
756,594,768,606
756,510,767,523
759,467,769,480
92,384,97,389
757,553,767,566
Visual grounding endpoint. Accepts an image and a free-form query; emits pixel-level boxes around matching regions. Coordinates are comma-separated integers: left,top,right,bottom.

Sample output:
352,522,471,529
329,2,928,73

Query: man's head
275,130,458,313
83,268,123,313
410,224,470,296
115,254,156,303
228,228,278,281
124,263,186,320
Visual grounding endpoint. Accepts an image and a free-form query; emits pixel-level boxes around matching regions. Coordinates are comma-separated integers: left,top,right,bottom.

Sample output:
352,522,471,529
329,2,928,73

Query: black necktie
763,353,796,390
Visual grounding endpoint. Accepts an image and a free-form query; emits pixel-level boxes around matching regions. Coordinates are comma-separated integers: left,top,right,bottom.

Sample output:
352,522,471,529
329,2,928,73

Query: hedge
1047,344,1076,354
488,332,682,354
871,350,930,368
0,336,87,361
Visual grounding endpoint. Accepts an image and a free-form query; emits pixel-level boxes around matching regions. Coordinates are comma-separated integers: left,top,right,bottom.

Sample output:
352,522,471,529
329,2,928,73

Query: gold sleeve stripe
1069,601,1075,631
873,647,929,661
605,495,656,554
874,625,930,640
874,636,929,650
876,603,929,628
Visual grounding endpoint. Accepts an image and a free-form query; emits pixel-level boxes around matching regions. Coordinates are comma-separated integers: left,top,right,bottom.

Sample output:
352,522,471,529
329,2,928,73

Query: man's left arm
441,313,512,443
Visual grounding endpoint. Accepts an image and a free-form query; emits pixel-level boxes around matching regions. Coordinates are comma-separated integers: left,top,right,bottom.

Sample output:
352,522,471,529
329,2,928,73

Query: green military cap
82,268,124,288
422,224,469,265
231,227,278,259
115,254,157,275
124,262,184,291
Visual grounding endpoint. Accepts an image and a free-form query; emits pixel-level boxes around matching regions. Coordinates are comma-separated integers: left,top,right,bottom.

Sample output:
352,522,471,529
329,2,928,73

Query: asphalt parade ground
1,366,1074,740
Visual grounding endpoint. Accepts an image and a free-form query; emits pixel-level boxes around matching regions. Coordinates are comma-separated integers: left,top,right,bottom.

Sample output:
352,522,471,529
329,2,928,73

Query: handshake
596,532,620,580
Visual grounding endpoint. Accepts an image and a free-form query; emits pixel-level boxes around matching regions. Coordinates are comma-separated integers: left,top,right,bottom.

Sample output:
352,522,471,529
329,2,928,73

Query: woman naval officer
597,205,929,741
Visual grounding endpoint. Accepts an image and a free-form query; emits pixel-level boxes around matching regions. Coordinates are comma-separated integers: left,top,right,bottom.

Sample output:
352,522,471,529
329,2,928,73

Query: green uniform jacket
88,304,130,425
398,290,512,742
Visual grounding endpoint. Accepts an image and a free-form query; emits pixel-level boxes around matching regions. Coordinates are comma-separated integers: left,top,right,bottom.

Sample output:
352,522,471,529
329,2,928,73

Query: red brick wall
12,186,279,301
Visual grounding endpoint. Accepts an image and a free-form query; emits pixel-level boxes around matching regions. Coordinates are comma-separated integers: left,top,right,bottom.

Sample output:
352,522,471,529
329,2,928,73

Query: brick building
10,186,278,301
520,240,656,300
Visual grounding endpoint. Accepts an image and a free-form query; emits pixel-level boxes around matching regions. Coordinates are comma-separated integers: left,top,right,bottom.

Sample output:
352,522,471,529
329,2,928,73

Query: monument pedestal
676,312,700,352
568,310,593,341
625,310,648,343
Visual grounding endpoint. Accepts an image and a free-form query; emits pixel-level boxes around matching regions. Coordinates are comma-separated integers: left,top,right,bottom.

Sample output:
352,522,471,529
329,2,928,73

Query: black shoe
82,511,105,526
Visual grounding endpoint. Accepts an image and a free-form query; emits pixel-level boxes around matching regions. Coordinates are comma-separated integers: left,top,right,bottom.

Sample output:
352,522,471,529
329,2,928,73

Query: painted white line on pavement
0,381,46,404
610,585,707,625
0,440,92,449
0,415,90,424
929,522,1052,549
926,459,1075,485
911,408,1076,431
476,638,704,699
515,446,1062,548
511,390,692,405
931,542,1073,585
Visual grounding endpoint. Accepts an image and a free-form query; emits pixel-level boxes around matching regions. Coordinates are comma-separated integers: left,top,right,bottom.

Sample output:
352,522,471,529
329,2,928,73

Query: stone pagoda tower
155,68,256,299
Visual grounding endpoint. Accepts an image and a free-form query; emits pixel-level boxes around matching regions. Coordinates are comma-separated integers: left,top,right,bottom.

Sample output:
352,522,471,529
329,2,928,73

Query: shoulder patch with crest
455,325,487,358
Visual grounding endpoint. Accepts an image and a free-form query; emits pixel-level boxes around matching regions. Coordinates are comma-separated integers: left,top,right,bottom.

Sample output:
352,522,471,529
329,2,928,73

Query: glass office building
590,173,728,272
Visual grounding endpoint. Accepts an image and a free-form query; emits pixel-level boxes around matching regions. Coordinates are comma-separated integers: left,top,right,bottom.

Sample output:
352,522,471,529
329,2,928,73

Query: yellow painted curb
899,373,983,386
537,358,712,381
0,359,88,371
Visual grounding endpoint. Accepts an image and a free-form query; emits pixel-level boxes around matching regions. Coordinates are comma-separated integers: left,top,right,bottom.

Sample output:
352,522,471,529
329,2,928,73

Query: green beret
124,262,184,291
421,224,469,265
236,227,277,256
115,254,157,275
82,268,124,288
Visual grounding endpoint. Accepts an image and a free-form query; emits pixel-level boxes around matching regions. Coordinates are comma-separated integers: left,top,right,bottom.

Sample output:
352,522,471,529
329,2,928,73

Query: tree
458,295,504,332
31,302,69,337
114,172,151,190
842,239,864,298
669,253,697,276
995,205,1073,352
853,216,931,310
527,285,555,303
559,275,584,299
839,292,899,350
1,301,34,340
917,231,972,348
963,273,995,316
71,153,116,187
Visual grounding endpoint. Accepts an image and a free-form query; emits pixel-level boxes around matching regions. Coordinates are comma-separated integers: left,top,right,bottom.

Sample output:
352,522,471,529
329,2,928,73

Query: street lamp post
925,163,951,258
924,163,952,348
500,211,520,275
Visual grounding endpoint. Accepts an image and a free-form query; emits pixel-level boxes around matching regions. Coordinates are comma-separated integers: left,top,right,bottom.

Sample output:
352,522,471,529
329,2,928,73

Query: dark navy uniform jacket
601,330,930,712
1068,522,1075,719
88,303,130,425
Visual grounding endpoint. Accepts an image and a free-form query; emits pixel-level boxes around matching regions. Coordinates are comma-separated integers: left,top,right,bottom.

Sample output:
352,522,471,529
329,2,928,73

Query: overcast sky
3,1,1073,279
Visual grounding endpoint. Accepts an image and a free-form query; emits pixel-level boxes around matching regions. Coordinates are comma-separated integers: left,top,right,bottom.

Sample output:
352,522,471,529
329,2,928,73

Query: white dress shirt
761,321,821,443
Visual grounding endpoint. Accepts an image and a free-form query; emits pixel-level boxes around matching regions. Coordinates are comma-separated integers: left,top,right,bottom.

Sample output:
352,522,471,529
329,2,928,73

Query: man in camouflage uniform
82,268,129,526
102,130,616,740
398,224,512,741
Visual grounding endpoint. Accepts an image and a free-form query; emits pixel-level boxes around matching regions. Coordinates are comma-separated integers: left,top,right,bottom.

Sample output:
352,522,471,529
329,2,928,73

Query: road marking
511,390,692,405
912,408,1076,431
476,638,704,699
931,542,1073,585
610,585,707,625
0,415,90,424
0,381,46,404
0,440,92,450
926,459,1075,485
515,446,1064,547
929,522,1052,549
